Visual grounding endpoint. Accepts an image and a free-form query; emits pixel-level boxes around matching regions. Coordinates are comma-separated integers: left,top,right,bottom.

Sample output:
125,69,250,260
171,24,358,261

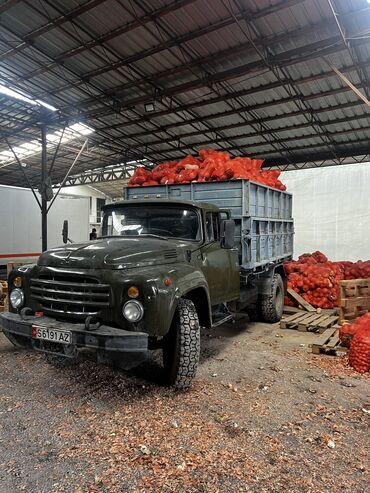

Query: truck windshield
101,205,201,241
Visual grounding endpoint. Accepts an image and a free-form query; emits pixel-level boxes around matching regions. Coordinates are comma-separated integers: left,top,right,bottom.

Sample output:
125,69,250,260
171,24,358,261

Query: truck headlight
10,288,25,309
123,300,144,322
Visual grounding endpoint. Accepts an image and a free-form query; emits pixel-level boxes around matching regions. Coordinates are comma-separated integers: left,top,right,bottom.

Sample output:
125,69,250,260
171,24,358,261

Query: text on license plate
31,325,72,344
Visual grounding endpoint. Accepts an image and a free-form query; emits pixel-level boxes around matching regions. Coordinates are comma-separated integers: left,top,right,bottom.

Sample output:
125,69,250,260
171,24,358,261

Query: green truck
0,180,293,388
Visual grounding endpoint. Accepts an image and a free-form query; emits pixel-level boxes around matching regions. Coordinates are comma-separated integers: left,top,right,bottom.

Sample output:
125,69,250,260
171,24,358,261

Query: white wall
0,185,89,264
59,185,107,224
281,162,370,261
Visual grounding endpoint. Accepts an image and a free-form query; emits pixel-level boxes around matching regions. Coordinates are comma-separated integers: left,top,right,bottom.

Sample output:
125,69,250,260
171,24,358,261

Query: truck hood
37,237,191,270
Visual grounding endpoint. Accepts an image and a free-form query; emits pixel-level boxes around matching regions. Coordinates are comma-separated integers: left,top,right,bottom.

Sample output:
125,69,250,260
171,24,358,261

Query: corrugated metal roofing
0,0,370,188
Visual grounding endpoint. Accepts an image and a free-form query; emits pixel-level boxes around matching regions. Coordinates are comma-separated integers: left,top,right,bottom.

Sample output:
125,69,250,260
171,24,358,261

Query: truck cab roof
102,199,220,212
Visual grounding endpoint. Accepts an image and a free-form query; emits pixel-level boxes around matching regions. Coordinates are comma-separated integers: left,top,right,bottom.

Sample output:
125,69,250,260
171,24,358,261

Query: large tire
2,330,31,349
258,273,284,323
245,306,259,322
163,298,200,389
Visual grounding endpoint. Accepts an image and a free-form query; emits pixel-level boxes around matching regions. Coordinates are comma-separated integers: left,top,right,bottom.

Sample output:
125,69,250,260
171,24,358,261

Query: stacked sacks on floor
339,313,370,373
284,251,370,309
128,149,286,191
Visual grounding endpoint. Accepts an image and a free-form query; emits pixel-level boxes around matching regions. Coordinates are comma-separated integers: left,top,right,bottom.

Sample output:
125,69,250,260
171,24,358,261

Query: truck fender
253,264,287,296
180,286,212,329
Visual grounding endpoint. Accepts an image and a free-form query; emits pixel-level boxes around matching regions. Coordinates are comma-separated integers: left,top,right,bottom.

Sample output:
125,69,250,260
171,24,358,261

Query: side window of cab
206,212,220,242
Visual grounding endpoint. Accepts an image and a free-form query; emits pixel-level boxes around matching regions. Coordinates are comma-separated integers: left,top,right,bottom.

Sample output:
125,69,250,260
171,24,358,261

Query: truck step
212,314,234,328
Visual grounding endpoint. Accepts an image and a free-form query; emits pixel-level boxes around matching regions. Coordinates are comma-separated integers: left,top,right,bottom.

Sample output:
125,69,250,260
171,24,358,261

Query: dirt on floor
0,317,368,493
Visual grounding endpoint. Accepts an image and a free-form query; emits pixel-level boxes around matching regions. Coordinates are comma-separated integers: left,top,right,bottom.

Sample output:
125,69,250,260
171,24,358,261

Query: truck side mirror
220,219,235,249
62,220,69,244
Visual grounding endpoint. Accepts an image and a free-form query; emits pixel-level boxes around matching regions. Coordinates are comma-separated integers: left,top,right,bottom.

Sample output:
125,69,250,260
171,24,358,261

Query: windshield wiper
98,233,169,240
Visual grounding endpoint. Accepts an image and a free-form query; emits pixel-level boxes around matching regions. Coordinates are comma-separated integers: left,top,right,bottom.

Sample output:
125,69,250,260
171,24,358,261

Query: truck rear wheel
163,298,200,390
2,330,31,349
258,273,284,323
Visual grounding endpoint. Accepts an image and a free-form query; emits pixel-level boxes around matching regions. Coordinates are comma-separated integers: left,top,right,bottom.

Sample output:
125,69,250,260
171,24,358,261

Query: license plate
31,325,72,345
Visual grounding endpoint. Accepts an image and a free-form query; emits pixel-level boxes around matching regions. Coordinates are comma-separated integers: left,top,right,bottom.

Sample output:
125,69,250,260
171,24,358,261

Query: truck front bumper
0,312,148,369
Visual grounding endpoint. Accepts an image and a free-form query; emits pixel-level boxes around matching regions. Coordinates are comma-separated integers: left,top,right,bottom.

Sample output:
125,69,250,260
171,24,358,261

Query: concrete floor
0,318,368,492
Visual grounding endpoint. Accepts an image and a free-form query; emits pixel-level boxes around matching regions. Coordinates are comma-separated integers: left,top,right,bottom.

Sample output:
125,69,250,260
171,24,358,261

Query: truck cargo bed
124,180,293,271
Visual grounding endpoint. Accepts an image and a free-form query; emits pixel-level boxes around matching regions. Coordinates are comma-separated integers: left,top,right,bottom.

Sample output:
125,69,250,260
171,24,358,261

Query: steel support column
41,125,47,252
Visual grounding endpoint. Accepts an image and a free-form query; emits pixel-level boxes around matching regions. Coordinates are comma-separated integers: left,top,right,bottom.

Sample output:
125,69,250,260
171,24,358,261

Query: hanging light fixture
144,101,155,112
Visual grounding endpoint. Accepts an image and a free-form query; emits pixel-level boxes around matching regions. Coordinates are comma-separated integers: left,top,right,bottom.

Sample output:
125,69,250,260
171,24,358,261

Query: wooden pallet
339,278,370,324
287,288,316,312
280,310,338,332
283,305,302,315
311,326,347,355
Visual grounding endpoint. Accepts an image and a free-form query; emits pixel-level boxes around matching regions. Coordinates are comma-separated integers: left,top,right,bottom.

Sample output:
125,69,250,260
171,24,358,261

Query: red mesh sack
339,324,358,348
128,167,152,186
349,325,370,373
178,155,199,167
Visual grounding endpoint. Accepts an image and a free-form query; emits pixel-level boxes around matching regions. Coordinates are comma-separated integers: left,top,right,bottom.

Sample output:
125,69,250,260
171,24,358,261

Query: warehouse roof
0,0,370,188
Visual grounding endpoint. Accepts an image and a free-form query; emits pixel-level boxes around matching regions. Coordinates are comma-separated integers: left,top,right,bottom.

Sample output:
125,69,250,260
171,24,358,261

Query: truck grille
30,274,110,317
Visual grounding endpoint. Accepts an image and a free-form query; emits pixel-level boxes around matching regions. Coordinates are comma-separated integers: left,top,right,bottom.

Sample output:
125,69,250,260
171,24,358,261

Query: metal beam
1,0,369,177
215,0,340,163
142,125,370,155
94,67,369,133
118,1,255,166
62,165,132,187
31,17,335,105
61,142,370,179
127,135,370,166
264,145,370,169
20,8,368,117
105,86,366,138
0,0,21,15
3,136,42,208
57,1,306,85
327,0,370,100
132,106,370,147
70,35,345,122
1,4,366,166
0,21,186,165
11,0,198,82
47,139,88,212
41,125,47,251
0,0,109,62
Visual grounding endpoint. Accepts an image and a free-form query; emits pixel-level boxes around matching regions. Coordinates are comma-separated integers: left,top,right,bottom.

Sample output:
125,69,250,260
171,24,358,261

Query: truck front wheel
163,298,200,389
258,273,284,323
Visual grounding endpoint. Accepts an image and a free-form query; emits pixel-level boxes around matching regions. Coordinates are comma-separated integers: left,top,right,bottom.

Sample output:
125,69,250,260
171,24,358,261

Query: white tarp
0,185,89,264
281,162,370,262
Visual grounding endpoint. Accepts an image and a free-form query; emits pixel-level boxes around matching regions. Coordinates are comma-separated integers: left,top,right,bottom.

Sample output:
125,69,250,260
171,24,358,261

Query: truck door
200,211,240,305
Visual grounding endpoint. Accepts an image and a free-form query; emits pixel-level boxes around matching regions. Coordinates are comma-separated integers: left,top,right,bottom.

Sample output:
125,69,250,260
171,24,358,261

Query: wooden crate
311,326,347,356
0,280,7,314
7,261,35,276
0,280,7,296
280,309,338,332
339,278,370,324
